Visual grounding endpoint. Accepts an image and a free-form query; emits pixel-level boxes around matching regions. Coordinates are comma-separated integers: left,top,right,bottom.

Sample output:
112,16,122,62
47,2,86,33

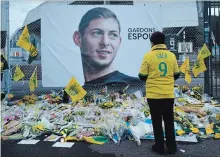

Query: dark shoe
152,145,165,155
167,149,177,154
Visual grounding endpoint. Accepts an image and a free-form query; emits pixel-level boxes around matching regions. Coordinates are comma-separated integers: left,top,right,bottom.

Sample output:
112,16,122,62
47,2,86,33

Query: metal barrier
204,1,220,100
2,1,217,100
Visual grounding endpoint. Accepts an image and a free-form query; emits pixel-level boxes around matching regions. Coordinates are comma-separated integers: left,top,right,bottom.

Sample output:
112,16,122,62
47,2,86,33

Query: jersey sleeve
139,54,149,77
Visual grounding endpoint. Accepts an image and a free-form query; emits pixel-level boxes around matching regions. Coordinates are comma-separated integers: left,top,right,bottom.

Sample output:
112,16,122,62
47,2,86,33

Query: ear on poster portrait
73,31,82,47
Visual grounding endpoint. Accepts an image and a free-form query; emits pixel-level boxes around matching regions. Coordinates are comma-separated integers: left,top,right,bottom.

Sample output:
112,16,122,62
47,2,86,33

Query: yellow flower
190,128,199,134
177,130,185,136
32,124,44,133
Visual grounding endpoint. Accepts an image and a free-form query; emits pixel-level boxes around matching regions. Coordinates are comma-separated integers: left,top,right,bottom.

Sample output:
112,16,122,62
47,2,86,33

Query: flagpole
183,31,186,61
2,1,10,94
6,1,10,94
35,66,38,87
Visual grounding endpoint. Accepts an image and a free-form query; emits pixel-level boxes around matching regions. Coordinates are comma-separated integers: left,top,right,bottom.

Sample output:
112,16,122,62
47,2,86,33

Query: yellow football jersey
139,44,179,98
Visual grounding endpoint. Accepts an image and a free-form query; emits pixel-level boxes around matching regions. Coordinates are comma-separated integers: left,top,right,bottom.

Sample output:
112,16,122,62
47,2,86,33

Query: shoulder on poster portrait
83,70,144,87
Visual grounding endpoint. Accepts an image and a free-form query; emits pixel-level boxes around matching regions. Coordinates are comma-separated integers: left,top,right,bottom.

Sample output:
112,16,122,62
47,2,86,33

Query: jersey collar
151,44,167,51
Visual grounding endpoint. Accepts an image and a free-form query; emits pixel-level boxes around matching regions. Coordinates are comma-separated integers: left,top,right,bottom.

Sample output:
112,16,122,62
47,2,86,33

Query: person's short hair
78,7,121,36
150,31,165,45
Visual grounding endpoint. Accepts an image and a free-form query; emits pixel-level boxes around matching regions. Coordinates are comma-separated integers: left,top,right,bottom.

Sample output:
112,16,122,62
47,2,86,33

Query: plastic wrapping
174,87,183,98
185,113,203,128
2,123,22,136
68,126,83,137
202,93,212,103
1,133,24,140
199,116,210,128
201,103,220,113
98,115,126,144
1,88,219,143
183,94,201,105
129,121,153,145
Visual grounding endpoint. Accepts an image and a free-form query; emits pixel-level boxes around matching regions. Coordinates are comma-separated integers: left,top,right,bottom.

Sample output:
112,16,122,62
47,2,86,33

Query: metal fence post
203,1,210,95
6,1,11,94
1,1,11,94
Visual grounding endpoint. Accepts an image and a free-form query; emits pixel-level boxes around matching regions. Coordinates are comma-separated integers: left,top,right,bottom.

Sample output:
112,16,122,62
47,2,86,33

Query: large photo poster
41,5,162,87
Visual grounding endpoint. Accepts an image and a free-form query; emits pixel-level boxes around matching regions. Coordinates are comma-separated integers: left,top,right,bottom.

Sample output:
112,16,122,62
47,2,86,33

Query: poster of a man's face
78,18,121,68
41,5,162,87
74,14,121,70
73,7,124,84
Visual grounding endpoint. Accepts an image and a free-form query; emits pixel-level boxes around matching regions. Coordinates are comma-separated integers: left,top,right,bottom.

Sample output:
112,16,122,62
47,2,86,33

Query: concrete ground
1,138,220,157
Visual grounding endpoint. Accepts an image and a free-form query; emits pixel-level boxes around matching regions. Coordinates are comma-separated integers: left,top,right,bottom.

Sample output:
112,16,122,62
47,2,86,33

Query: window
108,1,133,5
70,1,104,5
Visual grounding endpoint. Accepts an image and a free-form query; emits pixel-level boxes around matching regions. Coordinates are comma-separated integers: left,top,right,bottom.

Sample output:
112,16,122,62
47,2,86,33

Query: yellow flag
16,26,32,52
64,77,87,102
16,26,38,64
197,44,211,60
1,53,9,72
180,57,191,84
29,67,38,92
192,58,207,77
13,65,25,81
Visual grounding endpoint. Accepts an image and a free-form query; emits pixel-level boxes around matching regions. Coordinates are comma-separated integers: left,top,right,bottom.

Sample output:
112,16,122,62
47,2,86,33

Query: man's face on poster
74,18,121,69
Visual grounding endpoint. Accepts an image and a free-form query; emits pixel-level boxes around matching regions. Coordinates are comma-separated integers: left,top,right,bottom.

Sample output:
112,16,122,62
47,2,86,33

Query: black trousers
147,98,176,151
